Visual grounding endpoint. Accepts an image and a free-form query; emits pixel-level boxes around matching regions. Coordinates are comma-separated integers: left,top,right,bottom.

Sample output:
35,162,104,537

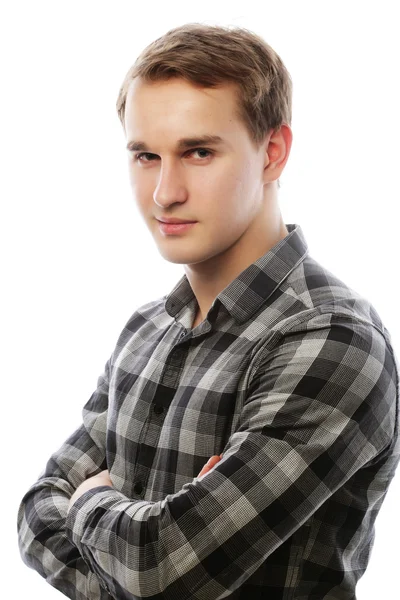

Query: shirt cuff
65,485,128,551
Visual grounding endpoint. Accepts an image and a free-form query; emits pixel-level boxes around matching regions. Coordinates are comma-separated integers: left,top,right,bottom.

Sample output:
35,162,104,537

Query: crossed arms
17,318,395,599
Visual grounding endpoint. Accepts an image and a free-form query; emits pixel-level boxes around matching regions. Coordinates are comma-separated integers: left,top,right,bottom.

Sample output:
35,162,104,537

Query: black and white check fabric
18,223,400,599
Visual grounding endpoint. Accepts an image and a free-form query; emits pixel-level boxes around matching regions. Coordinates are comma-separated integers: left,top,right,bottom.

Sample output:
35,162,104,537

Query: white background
2,0,399,597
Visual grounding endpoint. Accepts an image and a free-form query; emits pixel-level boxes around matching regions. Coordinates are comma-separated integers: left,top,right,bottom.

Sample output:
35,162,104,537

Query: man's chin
156,245,212,266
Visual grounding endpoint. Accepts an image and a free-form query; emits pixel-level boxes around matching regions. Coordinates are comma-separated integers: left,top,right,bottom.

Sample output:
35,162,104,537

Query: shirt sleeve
17,356,114,600
64,316,398,600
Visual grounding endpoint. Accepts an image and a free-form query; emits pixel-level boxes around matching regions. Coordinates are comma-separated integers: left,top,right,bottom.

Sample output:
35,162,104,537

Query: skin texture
197,454,223,477
124,77,292,328
68,470,114,510
68,76,293,510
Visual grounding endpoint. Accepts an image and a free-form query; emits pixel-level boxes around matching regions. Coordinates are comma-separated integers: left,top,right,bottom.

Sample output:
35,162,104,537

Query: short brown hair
116,22,292,149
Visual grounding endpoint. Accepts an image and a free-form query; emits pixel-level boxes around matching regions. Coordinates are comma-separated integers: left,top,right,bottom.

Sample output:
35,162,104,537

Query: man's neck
184,215,289,329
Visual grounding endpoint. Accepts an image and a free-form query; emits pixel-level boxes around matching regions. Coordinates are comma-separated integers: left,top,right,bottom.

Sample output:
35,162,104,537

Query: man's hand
68,469,113,512
198,454,223,477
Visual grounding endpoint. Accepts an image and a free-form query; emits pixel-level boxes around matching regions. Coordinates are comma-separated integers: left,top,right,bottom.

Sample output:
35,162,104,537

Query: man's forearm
19,448,221,599
18,476,113,600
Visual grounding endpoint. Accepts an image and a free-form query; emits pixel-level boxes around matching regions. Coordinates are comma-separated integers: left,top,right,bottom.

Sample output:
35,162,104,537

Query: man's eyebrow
126,135,226,152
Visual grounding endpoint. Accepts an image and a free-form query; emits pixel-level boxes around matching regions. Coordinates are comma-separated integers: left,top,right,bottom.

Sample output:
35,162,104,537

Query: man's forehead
124,79,244,148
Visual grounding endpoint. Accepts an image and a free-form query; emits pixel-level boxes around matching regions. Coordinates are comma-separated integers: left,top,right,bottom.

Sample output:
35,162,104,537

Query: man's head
116,23,293,269
117,23,292,152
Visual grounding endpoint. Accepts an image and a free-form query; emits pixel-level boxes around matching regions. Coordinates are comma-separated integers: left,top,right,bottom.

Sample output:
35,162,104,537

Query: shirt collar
165,223,309,325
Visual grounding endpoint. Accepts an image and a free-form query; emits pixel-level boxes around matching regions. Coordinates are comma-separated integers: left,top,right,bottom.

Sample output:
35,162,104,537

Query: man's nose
153,161,188,208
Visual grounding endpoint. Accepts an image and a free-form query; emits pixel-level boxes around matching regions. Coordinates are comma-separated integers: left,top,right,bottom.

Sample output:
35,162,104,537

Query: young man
18,23,400,600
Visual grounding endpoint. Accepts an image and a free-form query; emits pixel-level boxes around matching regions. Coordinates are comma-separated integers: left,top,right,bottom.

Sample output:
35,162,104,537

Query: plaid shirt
18,223,400,599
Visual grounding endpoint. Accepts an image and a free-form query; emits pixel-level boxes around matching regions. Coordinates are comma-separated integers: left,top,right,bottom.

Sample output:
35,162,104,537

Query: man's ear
263,124,293,183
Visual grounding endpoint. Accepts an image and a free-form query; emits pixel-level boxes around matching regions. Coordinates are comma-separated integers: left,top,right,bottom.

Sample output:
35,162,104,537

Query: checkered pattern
18,224,400,599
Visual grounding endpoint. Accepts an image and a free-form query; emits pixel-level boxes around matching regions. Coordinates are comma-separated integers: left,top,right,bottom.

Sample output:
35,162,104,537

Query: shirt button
153,404,164,415
134,482,143,495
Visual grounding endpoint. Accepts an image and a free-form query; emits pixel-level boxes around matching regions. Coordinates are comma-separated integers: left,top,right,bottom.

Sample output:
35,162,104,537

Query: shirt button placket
134,481,143,495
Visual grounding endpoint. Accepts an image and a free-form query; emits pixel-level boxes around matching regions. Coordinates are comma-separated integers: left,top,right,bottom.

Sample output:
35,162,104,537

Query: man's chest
105,325,260,499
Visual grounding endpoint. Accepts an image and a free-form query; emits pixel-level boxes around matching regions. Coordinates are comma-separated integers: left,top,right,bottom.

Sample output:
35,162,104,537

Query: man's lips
157,221,198,234
156,217,197,224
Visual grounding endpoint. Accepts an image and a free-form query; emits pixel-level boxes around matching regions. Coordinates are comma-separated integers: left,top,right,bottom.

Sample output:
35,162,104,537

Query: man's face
124,77,271,266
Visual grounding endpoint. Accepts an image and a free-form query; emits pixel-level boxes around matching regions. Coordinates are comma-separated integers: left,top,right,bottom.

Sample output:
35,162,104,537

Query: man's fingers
198,455,221,477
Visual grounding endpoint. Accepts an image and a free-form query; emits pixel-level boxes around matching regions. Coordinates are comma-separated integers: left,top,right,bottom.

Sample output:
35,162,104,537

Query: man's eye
134,148,212,162
135,152,156,162
191,148,212,159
